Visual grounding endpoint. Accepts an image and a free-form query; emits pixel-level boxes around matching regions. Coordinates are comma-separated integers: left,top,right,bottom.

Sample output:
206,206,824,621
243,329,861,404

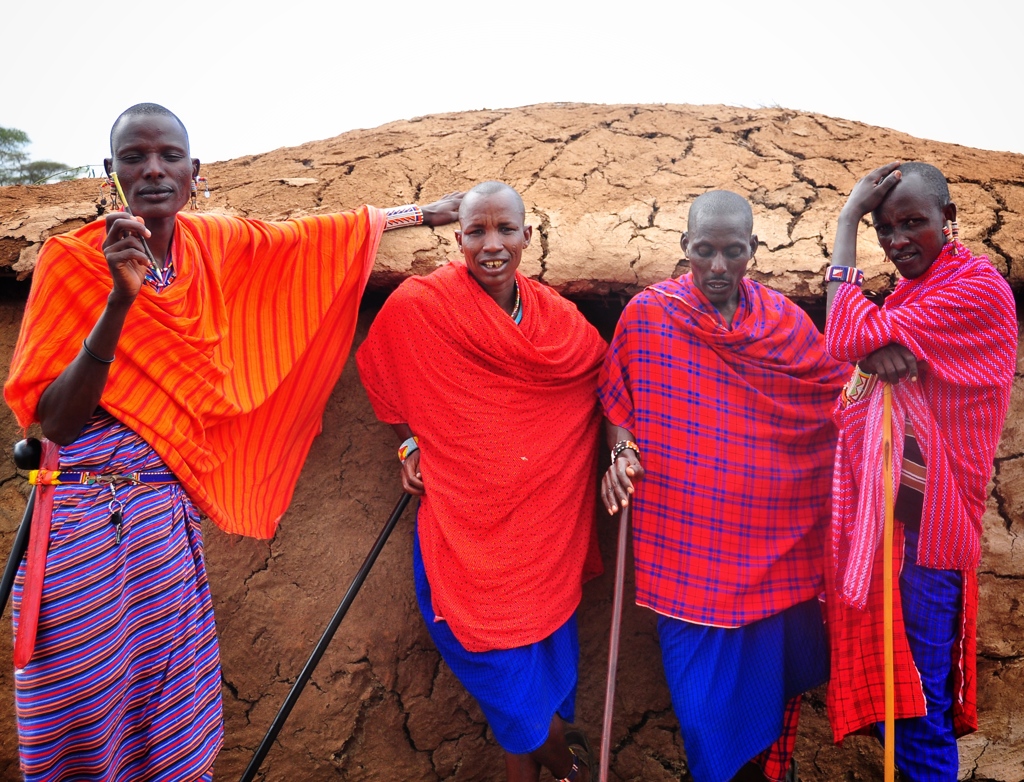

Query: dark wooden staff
239,492,412,782
0,439,42,613
599,503,630,780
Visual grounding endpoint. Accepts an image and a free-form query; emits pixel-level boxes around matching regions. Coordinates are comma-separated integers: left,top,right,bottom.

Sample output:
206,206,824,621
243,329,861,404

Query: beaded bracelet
81,339,114,364
839,366,878,407
384,204,424,231
824,265,865,287
611,440,641,462
398,436,420,463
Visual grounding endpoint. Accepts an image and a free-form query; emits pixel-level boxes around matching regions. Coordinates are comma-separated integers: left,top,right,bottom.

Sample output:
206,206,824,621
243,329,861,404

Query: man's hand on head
840,161,902,225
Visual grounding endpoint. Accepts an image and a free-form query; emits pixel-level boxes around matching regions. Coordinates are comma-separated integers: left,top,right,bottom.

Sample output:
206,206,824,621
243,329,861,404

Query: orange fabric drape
5,207,385,538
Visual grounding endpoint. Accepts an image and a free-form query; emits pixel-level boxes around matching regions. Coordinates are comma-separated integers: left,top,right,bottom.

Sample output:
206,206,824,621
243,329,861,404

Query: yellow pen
111,172,162,272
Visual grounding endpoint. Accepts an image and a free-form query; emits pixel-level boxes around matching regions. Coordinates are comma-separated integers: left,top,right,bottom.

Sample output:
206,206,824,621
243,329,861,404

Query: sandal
562,728,595,782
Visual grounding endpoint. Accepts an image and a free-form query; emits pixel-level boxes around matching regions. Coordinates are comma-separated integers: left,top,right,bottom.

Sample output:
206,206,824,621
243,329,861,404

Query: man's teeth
482,260,504,268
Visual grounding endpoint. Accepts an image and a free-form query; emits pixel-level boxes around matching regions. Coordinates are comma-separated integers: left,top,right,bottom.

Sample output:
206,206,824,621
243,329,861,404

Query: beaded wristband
384,204,424,231
839,366,878,407
611,440,641,462
81,339,114,364
824,265,865,287
398,436,420,463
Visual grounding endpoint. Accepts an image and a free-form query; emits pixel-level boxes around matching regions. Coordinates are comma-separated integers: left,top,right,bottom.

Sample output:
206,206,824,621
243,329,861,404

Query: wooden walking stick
239,492,411,782
882,383,896,782
600,502,630,781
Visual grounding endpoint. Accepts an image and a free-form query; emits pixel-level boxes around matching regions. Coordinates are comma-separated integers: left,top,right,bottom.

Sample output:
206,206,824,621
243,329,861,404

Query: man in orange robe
4,102,460,781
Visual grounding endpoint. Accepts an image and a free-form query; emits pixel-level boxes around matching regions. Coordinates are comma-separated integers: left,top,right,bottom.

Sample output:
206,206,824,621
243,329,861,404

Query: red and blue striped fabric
599,275,848,626
12,411,222,781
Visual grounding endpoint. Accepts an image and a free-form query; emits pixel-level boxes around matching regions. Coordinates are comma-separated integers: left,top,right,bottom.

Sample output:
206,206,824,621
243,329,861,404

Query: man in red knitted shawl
600,191,849,782
823,162,1016,780
356,181,606,782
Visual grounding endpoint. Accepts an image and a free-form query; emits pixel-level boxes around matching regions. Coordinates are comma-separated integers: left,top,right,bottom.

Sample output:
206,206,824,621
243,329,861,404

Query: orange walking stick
600,503,630,781
882,383,896,782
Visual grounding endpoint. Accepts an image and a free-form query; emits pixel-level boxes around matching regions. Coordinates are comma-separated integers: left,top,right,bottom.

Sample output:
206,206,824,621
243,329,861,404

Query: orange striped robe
5,208,385,538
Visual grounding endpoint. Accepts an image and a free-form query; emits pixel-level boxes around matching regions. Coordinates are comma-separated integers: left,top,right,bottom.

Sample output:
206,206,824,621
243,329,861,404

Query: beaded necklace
511,279,522,324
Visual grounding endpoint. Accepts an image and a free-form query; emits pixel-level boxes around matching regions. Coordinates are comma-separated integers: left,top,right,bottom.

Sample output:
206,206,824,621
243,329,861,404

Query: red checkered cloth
825,242,1014,740
599,275,849,625
753,696,801,782
827,243,1016,606
825,521,979,741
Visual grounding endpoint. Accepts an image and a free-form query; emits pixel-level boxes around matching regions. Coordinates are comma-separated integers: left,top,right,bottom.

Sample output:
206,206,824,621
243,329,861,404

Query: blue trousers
877,526,963,782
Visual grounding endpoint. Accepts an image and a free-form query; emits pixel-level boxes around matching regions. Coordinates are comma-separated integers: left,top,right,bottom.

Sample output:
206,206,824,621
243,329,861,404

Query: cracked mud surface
0,104,1022,780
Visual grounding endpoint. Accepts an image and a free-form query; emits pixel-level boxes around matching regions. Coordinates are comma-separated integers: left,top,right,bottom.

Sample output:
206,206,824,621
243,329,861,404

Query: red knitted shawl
826,242,1016,609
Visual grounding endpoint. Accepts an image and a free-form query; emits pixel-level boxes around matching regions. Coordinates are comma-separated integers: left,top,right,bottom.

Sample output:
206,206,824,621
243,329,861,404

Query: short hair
890,161,951,209
686,190,754,235
459,180,526,223
110,103,190,155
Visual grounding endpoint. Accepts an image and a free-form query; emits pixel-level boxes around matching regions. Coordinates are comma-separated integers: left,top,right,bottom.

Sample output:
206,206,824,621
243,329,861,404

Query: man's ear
455,231,463,250
103,158,113,177
749,234,758,256
523,225,533,246
943,202,957,225
680,231,689,254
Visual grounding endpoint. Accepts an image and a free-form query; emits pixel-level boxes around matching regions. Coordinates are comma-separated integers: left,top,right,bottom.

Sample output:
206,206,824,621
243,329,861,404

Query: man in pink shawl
823,161,1017,780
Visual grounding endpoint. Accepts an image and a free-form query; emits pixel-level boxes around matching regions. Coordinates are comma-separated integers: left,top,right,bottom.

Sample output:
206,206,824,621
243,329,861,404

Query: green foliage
0,126,75,185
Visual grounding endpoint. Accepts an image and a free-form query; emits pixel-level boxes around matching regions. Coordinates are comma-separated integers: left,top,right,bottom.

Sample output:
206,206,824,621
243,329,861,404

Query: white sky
5,0,1022,174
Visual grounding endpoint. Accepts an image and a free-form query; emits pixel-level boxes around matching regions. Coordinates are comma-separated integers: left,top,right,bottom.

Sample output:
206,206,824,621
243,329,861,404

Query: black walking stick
239,491,412,782
0,439,42,613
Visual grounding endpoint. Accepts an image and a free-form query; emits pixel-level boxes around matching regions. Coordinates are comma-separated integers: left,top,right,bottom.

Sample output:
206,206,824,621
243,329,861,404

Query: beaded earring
950,220,959,243
942,224,952,242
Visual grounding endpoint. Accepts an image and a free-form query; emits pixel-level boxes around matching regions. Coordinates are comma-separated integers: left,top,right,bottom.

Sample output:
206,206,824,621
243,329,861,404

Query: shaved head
459,181,526,223
110,103,190,155
881,161,951,212
687,190,754,236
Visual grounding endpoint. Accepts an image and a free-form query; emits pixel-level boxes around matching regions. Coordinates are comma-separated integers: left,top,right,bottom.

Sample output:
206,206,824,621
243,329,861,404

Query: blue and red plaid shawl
600,275,848,626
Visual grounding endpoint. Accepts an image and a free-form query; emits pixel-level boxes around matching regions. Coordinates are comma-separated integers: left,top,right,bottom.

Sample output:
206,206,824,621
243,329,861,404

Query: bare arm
825,162,902,319
826,162,920,382
37,213,153,444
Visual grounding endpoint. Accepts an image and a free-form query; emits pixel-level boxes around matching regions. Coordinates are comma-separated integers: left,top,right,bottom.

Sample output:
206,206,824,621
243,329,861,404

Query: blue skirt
658,597,827,782
413,527,578,754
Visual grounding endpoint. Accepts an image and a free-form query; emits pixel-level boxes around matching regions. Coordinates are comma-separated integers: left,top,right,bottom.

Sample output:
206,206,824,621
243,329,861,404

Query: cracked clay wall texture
0,103,1022,780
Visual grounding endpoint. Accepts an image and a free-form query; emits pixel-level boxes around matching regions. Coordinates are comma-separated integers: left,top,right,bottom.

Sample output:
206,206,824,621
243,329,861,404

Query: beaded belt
28,469,177,486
